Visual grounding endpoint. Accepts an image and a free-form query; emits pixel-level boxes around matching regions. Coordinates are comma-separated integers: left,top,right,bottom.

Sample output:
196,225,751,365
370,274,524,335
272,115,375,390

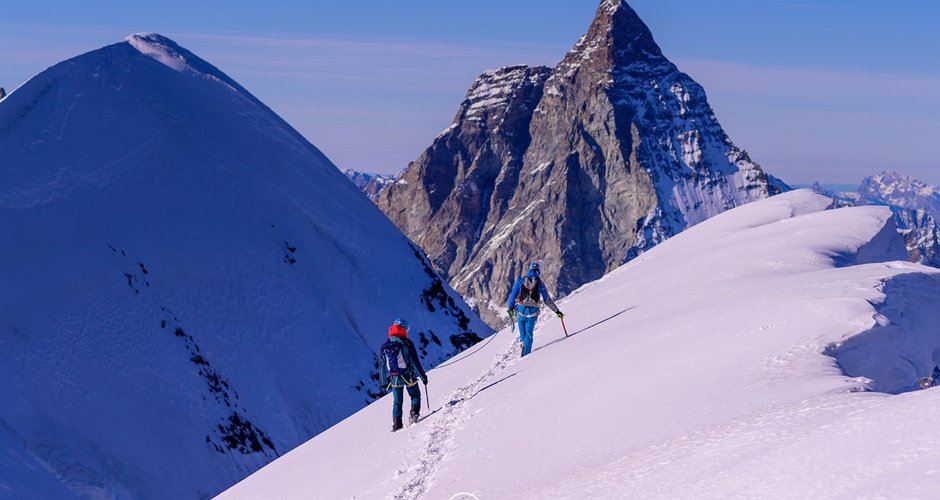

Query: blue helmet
393,318,410,332
529,262,541,273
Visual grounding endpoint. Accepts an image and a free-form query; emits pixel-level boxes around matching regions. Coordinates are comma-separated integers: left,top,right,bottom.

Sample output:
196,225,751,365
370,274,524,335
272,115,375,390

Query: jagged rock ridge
378,0,784,324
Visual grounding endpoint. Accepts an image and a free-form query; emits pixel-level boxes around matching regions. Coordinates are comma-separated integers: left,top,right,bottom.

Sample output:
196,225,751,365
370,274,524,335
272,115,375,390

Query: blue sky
2,1,938,185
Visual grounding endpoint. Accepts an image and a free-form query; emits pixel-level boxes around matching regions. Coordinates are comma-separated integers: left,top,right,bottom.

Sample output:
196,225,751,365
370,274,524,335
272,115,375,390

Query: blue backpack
381,339,409,377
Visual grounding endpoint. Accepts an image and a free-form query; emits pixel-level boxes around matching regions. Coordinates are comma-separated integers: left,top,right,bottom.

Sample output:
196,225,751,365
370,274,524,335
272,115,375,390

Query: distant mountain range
371,0,784,325
342,169,397,201
810,171,940,268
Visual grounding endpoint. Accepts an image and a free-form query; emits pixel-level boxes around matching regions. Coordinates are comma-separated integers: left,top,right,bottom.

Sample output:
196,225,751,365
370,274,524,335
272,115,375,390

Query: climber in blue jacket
507,262,563,357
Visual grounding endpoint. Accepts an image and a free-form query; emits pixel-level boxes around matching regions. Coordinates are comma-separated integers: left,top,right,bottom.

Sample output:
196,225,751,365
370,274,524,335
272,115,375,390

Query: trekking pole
560,315,569,337
423,381,430,411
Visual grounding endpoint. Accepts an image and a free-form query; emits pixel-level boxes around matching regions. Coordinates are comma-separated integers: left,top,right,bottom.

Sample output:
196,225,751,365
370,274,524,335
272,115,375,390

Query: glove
556,310,564,319
507,309,515,318
421,375,428,384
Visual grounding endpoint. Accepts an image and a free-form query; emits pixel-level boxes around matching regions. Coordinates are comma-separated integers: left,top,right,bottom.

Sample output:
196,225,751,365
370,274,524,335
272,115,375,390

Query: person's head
527,262,541,277
389,318,410,337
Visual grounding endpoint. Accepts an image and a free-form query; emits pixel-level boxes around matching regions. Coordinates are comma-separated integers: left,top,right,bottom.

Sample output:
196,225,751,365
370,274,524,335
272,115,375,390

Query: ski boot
391,415,403,432
409,405,421,425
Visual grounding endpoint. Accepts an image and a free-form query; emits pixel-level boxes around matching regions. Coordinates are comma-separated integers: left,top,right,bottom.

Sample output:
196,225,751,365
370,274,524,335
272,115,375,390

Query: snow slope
0,34,488,498
223,189,940,499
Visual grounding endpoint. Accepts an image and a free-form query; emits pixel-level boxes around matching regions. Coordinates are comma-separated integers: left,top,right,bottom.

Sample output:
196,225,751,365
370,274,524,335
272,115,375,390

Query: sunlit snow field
225,190,940,499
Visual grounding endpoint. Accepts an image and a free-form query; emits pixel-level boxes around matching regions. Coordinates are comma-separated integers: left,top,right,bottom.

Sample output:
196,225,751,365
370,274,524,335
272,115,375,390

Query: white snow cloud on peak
125,32,191,73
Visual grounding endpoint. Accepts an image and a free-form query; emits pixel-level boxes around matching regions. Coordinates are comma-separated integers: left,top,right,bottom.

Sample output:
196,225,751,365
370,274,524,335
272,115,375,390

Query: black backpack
381,338,409,377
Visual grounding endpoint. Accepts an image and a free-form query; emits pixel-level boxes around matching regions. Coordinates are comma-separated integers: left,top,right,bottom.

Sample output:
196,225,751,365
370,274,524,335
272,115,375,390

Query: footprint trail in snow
387,333,522,499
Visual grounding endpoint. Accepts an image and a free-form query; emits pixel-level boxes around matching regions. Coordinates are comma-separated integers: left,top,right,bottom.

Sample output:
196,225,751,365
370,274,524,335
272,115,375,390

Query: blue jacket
507,271,559,313
380,336,427,388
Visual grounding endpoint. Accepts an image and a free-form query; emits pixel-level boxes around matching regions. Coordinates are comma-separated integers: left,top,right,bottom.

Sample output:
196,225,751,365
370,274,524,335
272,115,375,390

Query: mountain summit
378,0,785,324
0,34,487,498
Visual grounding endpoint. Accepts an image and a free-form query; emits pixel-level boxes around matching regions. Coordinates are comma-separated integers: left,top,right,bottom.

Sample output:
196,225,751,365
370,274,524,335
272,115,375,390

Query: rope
434,316,514,370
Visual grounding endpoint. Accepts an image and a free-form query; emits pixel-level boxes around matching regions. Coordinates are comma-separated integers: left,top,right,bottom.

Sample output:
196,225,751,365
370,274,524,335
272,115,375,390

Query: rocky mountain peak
594,0,664,61
550,0,666,89
378,0,781,325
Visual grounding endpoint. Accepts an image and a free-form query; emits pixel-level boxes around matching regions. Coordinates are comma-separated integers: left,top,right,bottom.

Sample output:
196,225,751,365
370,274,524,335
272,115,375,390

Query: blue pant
516,306,539,356
391,383,422,417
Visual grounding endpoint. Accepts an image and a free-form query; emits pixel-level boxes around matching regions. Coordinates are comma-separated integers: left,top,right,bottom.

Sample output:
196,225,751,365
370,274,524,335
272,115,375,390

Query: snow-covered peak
857,171,940,220
125,32,190,73
0,33,488,498
119,32,246,97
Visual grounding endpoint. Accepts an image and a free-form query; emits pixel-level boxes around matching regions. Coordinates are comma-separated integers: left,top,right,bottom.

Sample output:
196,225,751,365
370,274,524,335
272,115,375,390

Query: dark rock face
377,65,552,295
342,169,396,201
894,208,940,267
379,0,781,325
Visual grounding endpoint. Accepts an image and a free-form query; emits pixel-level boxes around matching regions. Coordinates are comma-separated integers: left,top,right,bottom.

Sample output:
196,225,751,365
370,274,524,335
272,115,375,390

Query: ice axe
423,380,430,411
560,315,569,337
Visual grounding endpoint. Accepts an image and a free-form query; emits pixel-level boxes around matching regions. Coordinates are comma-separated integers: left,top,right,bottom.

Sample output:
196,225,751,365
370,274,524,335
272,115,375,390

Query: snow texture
0,34,488,498
223,190,940,499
